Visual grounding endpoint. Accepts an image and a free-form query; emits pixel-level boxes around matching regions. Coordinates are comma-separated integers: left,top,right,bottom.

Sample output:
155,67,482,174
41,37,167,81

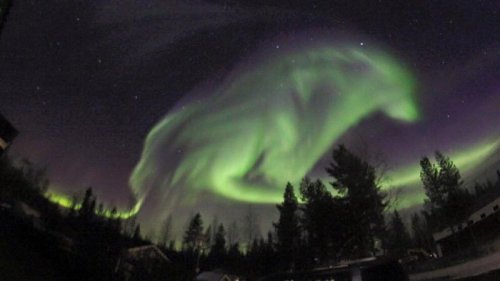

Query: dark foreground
0,212,69,280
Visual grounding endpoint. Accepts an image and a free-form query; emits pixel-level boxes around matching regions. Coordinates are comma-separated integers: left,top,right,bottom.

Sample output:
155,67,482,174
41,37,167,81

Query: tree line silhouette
0,145,499,280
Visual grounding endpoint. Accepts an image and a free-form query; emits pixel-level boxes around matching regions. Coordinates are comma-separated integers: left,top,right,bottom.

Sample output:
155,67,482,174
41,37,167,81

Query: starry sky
0,1,499,232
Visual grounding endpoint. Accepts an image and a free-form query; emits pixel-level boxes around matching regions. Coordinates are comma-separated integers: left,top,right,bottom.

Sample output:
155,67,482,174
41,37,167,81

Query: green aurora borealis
129,44,419,214
46,139,498,219
44,43,499,221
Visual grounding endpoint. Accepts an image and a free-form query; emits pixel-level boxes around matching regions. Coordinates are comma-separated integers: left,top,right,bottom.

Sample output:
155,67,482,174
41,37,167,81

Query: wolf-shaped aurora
129,42,420,227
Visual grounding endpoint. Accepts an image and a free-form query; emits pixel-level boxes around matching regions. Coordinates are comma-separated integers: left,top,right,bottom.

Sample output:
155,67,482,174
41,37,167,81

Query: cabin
115,244,171,281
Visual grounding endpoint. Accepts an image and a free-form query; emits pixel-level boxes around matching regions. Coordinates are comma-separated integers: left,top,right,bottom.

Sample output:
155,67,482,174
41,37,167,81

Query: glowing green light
46,139,498,214
129,43,420,212
44,40,499,216
45,191,79,209
382,139,500,208
45,190,142,219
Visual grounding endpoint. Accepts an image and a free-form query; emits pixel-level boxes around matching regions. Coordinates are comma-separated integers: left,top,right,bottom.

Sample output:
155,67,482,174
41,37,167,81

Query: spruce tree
183,213,204,250
420,152,472,232
209,224,227,265
387,211,411,257
327,145,386,259
79,187,96,221
299,177,339,263
274,183,300,270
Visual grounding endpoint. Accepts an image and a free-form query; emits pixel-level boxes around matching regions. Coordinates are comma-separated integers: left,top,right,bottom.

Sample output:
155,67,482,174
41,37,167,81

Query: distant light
360,42,364,46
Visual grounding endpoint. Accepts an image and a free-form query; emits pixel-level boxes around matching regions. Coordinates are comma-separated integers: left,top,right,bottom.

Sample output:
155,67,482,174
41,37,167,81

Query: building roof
126,244,170,263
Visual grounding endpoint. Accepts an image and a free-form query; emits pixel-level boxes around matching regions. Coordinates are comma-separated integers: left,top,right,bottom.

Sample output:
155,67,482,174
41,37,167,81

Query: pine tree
261,231,277,274
274,183,300,270
299,177,339,263
387,211,411,257
226,242,242,268
420,152,472,232
79,187,96,223
183,213,204,250
209,224,227,265
327,145,386,259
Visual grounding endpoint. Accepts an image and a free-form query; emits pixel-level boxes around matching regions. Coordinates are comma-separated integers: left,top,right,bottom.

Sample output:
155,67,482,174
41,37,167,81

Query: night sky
0,1,499,233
